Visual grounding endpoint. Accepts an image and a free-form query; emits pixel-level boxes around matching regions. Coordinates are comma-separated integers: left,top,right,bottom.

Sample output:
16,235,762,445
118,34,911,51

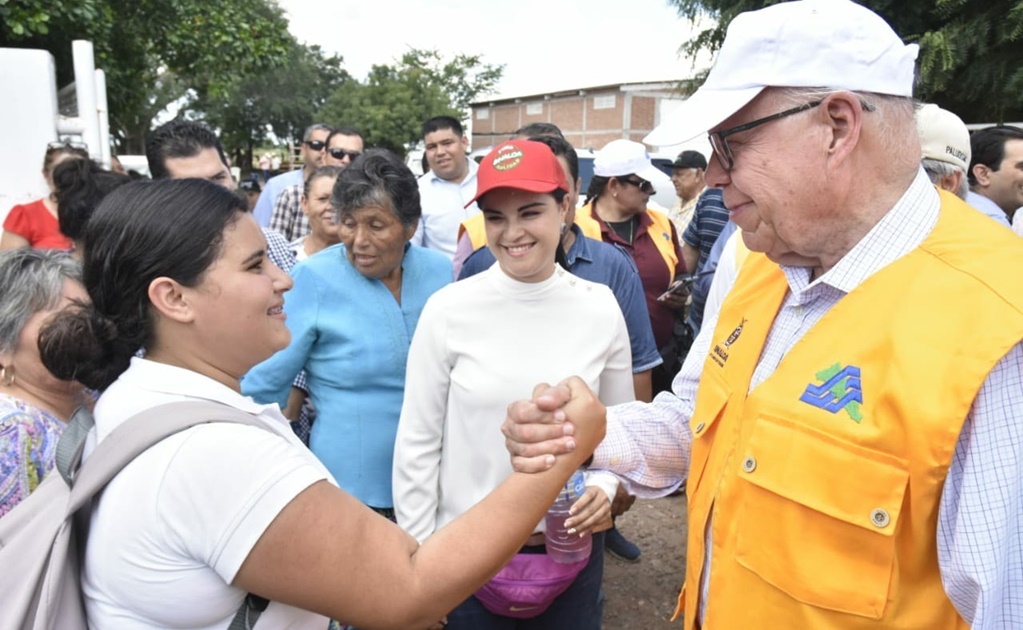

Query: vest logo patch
799,363,864,422
710,318,746,367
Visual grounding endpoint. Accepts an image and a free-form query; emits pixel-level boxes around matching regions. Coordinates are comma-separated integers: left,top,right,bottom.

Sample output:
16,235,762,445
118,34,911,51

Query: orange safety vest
457,213,487,252
679,191,1023,628
575,203,678,279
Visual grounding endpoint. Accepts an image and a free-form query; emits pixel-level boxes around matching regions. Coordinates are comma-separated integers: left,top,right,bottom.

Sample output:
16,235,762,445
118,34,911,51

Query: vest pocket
733,414,909,619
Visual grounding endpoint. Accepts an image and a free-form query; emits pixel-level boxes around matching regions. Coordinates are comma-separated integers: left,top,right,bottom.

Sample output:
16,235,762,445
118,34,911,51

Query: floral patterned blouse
0,393,66,518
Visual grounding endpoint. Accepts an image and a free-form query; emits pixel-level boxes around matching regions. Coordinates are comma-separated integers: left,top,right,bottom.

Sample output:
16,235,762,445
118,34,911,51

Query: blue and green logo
799,363,863,423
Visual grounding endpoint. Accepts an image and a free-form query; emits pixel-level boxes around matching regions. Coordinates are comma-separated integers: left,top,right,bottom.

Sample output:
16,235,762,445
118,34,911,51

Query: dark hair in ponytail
39,179,245,390
52,158,131,241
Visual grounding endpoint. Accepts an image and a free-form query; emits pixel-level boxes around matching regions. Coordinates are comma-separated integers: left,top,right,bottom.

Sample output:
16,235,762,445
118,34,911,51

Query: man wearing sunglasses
269,126,365,242
255,123,331,229
504,0,1023,628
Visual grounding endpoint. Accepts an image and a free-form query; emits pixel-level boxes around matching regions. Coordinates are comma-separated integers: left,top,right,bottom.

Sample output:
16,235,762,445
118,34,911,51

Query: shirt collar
781,168,940,295
426,156,479,186
118,357,277,416
564,224,592,267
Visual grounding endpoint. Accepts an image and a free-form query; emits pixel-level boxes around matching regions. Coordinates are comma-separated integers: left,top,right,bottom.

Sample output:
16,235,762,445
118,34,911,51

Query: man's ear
971,163,992,187
147,277,197,324
821,91,864,164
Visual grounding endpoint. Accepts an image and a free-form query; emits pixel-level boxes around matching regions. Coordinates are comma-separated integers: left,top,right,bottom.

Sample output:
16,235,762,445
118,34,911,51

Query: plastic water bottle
544,469,592,564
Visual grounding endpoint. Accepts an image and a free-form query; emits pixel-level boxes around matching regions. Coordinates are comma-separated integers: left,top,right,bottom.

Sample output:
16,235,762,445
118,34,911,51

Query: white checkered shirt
268,183,310,242
593,169,1023,627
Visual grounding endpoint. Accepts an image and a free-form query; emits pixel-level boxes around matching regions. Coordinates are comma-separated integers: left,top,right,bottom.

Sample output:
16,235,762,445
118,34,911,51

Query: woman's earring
560,222,566,234
613,191,618,198
0,365,15,387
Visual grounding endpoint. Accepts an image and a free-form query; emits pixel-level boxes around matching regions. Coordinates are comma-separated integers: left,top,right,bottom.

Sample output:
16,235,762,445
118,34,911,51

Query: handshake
501,377,607,474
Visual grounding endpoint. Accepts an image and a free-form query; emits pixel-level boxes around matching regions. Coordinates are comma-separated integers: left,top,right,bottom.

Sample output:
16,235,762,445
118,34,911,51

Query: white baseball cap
594,139,664,184
645,0,919,146
916,103,971,171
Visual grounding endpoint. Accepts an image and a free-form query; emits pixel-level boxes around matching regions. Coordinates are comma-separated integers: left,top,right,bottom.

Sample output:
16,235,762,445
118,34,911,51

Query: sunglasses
328,148,362,161
46,140,89,153
304,140,326,151
617,177,655,195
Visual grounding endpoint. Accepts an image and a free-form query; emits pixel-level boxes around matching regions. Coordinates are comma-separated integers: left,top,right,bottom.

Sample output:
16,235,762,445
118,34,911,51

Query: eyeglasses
617,177,655,195
328,148,362,161
304,140,326,151
708,100,823,172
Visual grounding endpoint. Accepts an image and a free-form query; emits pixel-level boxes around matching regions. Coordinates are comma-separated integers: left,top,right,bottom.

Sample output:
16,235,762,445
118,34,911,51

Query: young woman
38,177,605,628
393,140,635,629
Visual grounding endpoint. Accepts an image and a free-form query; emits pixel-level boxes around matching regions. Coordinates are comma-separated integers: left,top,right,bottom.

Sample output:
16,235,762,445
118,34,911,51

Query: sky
278,0,713,101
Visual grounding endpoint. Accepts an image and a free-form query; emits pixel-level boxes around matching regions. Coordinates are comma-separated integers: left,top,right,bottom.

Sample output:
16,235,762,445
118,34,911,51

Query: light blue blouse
242,243,451,508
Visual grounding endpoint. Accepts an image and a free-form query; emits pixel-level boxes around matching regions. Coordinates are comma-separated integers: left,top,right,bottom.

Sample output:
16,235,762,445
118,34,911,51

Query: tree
1,0,295,151
318,49,503,156
203,43,350,174
668,0,1023,123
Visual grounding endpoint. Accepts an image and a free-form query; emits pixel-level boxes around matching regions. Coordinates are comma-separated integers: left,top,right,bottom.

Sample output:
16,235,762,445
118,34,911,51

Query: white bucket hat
645,0,919,146
594,139,664,184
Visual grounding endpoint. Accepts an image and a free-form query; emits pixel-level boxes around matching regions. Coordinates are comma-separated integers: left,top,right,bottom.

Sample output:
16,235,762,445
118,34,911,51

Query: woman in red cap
394,140,634,629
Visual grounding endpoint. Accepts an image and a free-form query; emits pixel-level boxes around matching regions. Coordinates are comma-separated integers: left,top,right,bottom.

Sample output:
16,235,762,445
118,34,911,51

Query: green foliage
667,0,1023,122
318,48,503,156
203,43,350,171
0,0,295,150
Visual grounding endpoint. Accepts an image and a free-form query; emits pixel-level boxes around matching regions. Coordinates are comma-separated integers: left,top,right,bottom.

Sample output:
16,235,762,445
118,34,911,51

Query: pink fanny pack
474,552,587,619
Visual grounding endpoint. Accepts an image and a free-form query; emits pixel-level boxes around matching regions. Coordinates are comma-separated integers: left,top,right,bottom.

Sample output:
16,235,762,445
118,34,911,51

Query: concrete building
470,80,692,152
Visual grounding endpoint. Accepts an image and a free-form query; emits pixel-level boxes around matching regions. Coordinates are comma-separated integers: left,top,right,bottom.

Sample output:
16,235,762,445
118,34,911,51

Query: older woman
290,165,344,262
1,142,89,251
394,140,634,629
243,149,451,518
0,249,87,517
38,177,604,627
577,139,687,394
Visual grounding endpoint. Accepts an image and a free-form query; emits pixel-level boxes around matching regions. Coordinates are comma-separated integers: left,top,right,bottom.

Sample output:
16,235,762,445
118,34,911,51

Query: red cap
466,140,569,208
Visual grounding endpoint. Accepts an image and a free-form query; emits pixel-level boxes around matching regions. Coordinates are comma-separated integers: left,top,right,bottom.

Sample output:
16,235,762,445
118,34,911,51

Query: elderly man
503,1,1023,628
667,150,707,236
916,103,973,201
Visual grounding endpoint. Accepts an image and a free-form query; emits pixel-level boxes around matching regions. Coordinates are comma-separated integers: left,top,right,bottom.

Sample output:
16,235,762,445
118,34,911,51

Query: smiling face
301,174,340,244
704,91,838,268
424,128,470,182
481,188,568,283
974,138,1023,214
183,213,293,377
337,202,414,283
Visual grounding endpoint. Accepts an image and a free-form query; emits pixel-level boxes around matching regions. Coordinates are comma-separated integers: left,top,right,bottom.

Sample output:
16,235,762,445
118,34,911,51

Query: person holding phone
577,140,688,395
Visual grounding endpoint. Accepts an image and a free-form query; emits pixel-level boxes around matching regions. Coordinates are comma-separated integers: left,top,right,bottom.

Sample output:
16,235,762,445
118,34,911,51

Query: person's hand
564,486,612,536
502,378,606,473
658,290,688,310
610,484,637,518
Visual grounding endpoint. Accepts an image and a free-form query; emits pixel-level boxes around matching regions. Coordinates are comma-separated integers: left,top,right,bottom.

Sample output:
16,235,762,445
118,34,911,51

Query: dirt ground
601,494,688,629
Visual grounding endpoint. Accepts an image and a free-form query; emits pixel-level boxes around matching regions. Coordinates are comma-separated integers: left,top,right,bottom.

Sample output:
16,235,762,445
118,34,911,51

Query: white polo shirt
412,159,480,260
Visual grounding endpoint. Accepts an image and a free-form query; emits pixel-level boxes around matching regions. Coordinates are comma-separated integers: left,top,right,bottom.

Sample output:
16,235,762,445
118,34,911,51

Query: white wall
0,48,60,226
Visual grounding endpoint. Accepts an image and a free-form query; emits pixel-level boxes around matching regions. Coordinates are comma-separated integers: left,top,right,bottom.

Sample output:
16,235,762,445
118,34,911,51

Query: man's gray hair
922,158,969,199
303,123,333,142
0,249,81,354
774,87,917,160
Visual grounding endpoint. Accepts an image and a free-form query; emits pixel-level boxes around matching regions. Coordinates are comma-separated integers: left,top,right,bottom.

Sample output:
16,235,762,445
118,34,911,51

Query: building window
476,108,489,120
526,103,543,115
593,95,616,110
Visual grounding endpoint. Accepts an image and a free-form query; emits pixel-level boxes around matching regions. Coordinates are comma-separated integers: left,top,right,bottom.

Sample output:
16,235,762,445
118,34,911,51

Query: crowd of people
2,0,1022,627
